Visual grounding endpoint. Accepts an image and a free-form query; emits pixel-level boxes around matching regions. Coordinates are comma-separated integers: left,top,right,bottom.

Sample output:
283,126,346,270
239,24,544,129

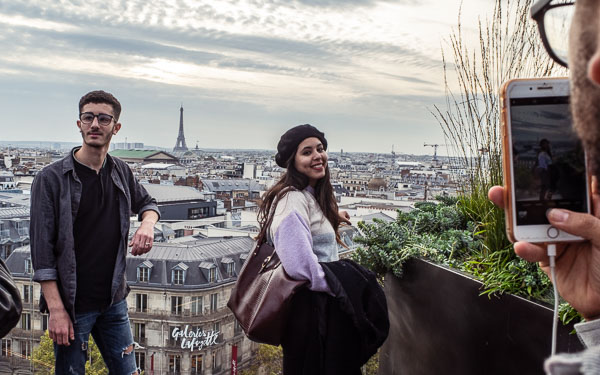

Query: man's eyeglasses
531,0,575,68
79,112,115,126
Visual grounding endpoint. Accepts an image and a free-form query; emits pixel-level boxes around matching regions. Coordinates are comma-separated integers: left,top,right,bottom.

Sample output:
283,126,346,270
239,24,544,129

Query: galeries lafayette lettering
171,326,220,352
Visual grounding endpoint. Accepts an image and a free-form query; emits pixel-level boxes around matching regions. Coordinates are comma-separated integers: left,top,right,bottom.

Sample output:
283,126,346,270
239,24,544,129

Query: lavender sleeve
273,210,331,294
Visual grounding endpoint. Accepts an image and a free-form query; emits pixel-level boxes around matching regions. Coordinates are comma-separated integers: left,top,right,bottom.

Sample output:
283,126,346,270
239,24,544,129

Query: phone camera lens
529,87,533,90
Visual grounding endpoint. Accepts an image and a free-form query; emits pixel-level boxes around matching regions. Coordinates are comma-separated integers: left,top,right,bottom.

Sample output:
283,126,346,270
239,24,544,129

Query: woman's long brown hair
257,151,341,244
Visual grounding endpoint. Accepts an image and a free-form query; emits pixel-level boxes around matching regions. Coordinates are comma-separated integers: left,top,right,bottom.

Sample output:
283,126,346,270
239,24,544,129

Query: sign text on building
171,326,219,352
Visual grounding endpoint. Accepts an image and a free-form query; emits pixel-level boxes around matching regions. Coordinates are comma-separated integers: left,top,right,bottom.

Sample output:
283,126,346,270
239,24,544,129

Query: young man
30,90,160,374
490,1,600,373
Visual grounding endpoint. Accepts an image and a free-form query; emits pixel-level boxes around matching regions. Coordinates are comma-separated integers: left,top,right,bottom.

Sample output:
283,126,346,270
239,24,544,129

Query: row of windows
137,264,235,284
17,293,228,332
130,322,232,373
0,222,29,238
166,339,236,373
18,312,48,331
5,326,235,373
134,293,219,315
188,207,210,220
170,294,218,315
2,340,157,375
1,339,31,359
1,243,30,261
168,352,215,374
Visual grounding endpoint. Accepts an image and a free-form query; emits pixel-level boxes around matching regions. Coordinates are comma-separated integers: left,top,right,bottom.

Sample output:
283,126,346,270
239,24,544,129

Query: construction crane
423,143,448,163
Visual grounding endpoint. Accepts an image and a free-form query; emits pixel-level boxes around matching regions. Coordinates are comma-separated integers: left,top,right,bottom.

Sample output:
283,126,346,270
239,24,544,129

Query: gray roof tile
0,207,30,219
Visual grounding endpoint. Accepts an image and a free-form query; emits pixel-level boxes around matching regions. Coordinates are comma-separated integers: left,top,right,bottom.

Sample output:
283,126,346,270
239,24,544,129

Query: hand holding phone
497,77,600,320
488,184,600,320
501,78,591,243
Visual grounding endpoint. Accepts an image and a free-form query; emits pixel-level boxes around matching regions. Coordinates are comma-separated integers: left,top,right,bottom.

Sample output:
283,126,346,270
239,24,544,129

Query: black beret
275,124,328,168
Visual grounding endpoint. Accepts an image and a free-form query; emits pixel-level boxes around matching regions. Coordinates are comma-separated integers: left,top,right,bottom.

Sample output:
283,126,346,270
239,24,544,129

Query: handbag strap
256,192,282,247
255,188,298,257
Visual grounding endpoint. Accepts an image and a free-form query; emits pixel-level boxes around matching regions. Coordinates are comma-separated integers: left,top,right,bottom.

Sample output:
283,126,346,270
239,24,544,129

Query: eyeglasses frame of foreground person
531,0,575,68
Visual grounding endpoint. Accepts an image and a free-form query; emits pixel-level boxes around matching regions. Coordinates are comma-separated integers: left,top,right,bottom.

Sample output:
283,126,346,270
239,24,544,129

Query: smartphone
501,78,590,243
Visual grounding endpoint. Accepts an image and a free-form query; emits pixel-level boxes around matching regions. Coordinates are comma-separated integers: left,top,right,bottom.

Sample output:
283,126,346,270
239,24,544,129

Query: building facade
3,236,258,375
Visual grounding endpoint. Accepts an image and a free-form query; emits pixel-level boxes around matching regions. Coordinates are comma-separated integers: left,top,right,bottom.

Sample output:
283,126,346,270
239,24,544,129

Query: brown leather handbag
0,258,22,338
227,213,307,346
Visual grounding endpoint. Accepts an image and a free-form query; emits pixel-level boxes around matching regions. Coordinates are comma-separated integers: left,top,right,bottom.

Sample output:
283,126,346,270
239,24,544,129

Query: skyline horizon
0,101,455,155
0,138,456,157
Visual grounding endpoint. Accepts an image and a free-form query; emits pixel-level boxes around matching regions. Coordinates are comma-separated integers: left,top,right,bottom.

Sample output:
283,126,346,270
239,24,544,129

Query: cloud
0,1,443,105
379,72,436,85
0,0,483,153
288,0,424,8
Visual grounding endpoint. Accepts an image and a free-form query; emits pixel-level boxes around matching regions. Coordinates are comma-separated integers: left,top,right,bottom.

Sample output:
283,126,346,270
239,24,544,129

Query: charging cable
547,243,558,356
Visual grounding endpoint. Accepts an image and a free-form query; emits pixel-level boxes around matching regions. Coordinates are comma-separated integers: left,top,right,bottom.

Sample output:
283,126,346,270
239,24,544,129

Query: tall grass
433,0,564,255
432,0,569,304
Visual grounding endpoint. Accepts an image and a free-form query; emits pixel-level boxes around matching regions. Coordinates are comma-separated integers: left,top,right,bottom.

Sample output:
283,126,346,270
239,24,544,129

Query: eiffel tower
173,105,188,152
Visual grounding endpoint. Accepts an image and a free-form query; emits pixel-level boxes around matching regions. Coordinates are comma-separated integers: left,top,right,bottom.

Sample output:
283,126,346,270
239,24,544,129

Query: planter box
378,258,584,375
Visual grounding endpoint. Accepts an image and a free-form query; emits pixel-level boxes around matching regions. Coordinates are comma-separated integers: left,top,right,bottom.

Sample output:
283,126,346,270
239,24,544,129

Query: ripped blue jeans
54,299,138,375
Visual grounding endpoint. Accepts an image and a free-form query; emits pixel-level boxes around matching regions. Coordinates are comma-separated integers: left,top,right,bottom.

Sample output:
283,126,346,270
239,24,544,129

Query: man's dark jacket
30,149,159,321
282,259,389,375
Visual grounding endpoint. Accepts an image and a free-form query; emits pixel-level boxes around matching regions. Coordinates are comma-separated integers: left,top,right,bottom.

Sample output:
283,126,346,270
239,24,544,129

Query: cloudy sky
0,0,491,154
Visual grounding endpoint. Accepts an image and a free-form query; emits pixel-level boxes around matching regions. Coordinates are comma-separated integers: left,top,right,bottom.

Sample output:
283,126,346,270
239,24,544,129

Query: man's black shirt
73,155,121,313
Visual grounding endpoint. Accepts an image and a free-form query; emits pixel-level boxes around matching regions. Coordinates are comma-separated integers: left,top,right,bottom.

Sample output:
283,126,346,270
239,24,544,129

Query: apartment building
3,236,258,374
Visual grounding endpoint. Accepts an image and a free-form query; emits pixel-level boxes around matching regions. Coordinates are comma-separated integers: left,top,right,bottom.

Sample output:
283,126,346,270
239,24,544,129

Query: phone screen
510,96,587,225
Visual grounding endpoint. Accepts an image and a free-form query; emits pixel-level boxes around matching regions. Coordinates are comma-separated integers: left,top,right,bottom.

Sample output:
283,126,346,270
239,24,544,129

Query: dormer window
0,222,8,238
199,262,217,283
172,263,189,285
221,257,235,278
239,253,248,265
137,261,153,283
24,258,32,274
173,269,184,285
16,220,28,237
138,267,149,282
226,263,235,277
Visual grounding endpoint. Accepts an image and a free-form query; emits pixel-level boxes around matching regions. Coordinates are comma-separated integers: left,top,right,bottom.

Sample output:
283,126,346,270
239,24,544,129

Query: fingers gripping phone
501,78,591,243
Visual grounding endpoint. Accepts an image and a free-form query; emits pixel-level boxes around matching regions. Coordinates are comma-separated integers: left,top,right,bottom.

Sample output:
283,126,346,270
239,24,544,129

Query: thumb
548,209,600,241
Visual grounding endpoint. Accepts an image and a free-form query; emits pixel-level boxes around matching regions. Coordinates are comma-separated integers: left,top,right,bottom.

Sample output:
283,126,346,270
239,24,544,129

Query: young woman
258,124,348,291
256,124,351,372
536,138,555,200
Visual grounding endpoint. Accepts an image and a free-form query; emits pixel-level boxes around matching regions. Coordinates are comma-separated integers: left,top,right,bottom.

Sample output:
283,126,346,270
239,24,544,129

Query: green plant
353,197,481,278
362,350,379,375
559,302,585,326
354,194,562,302
240,345,283,375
